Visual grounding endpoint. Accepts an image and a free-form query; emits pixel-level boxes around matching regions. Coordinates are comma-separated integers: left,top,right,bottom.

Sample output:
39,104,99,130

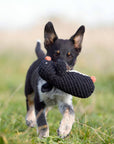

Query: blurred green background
0,0,114,144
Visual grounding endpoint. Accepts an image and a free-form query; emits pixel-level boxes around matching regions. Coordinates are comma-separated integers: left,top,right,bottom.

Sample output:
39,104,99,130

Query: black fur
25,21,85,136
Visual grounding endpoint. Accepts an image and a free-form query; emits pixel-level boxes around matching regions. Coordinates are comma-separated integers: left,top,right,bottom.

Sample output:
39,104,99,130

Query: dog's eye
55,50,60,56
67,52,72,57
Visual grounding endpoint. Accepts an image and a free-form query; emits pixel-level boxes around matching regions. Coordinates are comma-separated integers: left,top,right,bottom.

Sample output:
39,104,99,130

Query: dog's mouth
56,61,72,70
62,61,72,70
52,57,73,71
66,64,72,70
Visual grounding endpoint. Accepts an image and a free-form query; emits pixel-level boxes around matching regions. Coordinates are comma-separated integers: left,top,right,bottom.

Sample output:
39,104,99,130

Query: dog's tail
35,40,45,59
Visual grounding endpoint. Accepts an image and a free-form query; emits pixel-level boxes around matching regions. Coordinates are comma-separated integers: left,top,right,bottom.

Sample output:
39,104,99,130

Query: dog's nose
56,59,66,64
55,59,71,70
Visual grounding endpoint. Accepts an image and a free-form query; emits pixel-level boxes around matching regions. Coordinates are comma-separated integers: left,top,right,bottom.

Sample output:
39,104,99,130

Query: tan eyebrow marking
56,50,60,54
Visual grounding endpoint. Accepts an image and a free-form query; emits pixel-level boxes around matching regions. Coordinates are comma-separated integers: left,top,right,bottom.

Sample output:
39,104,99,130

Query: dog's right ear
44,22,58,49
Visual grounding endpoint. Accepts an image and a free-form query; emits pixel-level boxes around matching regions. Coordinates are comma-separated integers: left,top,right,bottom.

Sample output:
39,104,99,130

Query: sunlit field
0,20,114,144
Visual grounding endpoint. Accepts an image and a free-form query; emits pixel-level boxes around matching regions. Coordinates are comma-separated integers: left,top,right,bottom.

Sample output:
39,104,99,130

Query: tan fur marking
50,33,56,41
38,126,49,139
38,125,48,131
28,93,34,107
25,93,36,127
58,108,75,138
45,33,56,45
74,35,83,48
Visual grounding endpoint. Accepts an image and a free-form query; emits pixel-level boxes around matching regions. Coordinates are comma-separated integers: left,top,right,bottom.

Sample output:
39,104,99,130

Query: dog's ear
70,25,85,52
44,22,58,49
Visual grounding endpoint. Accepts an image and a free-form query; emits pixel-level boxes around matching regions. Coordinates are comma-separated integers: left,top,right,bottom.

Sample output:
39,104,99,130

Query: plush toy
35,41,96,98
38,56,95,98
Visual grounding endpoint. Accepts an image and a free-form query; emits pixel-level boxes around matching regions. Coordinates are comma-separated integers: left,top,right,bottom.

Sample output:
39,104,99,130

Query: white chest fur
38,78,72,106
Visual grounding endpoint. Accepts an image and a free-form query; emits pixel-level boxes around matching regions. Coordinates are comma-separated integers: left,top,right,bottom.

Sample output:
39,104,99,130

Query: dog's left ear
44,21,58,49
70,25,85,52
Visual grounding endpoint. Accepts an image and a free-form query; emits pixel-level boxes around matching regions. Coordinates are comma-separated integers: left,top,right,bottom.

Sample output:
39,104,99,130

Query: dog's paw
58,111,75,138
38,127,49,139
25,108,36,128
57,124,71,138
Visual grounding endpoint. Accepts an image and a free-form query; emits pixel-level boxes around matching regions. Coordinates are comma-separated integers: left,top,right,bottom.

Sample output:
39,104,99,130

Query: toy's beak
45,56,51,61
91,76,96,83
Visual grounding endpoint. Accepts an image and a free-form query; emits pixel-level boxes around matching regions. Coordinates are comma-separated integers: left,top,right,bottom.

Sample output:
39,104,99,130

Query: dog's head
44,22,85,69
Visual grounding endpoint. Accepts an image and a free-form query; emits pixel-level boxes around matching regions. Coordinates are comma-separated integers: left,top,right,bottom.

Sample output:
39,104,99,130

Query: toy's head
44,21,85,70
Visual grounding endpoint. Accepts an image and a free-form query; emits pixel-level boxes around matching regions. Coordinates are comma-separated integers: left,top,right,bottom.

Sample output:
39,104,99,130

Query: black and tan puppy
25,22,85,138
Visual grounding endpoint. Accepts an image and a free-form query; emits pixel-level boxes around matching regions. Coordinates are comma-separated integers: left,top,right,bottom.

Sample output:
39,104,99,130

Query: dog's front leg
58,103,75,138
34,93,49,138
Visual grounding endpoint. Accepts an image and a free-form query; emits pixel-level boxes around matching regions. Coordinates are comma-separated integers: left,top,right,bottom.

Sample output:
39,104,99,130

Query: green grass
0,50,114,144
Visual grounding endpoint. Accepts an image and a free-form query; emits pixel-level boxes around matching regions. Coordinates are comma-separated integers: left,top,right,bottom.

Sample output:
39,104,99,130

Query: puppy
25,22,85,138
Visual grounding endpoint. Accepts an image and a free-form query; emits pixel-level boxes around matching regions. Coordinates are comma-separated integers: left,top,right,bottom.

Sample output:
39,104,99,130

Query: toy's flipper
41,83,53,92
35,40,45,58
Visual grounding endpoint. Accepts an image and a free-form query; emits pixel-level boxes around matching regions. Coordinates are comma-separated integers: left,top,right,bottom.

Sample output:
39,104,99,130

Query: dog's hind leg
25,93,36,127
58,103,75,138
25,59,41,128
